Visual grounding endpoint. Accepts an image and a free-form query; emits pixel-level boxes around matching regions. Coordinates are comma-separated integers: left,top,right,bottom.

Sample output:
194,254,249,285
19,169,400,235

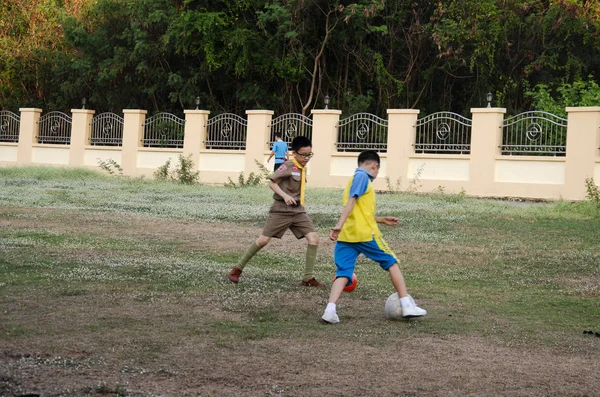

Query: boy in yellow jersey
322,150,426,323
228,136,324,287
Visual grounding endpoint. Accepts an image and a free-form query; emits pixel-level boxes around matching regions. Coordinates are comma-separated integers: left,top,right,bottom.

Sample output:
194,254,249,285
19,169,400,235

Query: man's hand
329,226,342,241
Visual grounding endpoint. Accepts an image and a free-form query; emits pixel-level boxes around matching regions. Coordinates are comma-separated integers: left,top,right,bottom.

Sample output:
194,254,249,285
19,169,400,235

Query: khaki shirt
270,160,305,211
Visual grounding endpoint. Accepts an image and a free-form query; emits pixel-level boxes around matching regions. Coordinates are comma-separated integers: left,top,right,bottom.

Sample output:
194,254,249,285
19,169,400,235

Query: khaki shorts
262,202,316,239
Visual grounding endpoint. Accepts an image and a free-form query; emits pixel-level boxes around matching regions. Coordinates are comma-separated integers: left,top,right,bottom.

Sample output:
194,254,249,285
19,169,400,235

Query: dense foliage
1,0,600,116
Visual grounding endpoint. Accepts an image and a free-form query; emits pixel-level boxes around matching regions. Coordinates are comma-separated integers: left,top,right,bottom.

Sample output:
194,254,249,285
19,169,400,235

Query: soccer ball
385,292,403,319
335,273,358,292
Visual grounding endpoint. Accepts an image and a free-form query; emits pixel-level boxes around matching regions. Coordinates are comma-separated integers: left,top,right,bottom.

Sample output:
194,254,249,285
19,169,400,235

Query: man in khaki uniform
228,136,323,287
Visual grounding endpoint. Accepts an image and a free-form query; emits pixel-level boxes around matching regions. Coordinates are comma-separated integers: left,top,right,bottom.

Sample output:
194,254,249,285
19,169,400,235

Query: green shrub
154,155,199,184
97,159,123,176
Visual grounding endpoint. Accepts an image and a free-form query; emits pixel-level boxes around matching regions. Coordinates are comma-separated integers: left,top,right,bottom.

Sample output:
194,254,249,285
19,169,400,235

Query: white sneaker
401,295,427,318
322,310,340,324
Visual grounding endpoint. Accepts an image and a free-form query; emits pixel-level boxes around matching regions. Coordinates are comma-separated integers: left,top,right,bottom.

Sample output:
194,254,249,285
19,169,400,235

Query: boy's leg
321,277,347,324
228,235,270,283
388,263,427,317
322,242,359,323
301,231,323,286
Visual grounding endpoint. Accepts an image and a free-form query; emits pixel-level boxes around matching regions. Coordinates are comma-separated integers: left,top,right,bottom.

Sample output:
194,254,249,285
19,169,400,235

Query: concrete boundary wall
1,107,599,201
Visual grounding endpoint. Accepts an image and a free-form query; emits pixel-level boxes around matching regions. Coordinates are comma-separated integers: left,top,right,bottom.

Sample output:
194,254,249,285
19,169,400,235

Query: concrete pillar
69,109,95,166
245,110,273,175
122,109,147,175
469,108,506,195
183,109,210,169
309,109,342,187
17,108,42,165
564,107,600,200
386,109,420,188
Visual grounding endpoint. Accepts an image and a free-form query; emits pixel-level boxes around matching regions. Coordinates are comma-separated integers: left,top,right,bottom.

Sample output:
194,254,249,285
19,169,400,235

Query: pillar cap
311,109,342,115
387,109,420,115
471,108,507,114
19,108,43,112
245,110,274,115
71,109,96,115
184,109,210,115
123,109,148,114
566,106,600,113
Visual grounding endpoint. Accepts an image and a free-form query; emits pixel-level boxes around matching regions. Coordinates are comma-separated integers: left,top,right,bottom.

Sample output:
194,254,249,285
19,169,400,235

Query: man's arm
329,197,357,241
267,151,275,162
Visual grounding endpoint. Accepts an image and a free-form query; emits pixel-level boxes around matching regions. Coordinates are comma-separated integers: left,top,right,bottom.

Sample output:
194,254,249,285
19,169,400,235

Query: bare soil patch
1,207,599,396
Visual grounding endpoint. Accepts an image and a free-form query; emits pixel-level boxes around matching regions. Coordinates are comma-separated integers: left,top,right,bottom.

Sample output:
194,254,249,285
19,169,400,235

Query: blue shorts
334,237,398,286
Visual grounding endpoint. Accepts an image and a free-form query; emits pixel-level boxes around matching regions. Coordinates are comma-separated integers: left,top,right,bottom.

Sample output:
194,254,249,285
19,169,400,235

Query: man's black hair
358,150,380,165
274,131,283,138
291,136,312,152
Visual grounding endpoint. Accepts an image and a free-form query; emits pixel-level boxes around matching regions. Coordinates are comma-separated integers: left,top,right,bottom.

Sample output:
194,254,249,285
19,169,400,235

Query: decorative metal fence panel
38,111,72,144
415,112,472,154
0,111,20,142
91,113,124,146
142,113,185,148
205,113,247,150
268,113,313,145
336,113,388,152
502,111,567,156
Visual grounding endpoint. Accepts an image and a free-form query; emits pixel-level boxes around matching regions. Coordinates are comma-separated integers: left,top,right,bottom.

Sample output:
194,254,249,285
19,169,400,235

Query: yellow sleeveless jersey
338,170,382,242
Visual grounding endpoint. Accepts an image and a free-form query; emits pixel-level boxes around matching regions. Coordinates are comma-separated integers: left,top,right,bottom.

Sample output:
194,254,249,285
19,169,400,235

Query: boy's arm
269,181,297,206
330,197,357,241
267,151,274,162
375,216,399,226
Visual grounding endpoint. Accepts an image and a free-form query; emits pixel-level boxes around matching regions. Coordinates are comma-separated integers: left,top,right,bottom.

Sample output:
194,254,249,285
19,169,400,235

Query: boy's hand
329,226,342,241
380,216,399,226
283,194,297,206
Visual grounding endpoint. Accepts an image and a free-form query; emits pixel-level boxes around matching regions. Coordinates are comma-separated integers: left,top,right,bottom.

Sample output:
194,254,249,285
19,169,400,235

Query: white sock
326,302,336,313
400,296,413,307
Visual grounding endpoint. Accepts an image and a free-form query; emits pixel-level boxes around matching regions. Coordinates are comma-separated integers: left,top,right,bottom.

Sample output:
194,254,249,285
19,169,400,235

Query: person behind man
267,132,288,171
322,150,427,323
228,136,324,287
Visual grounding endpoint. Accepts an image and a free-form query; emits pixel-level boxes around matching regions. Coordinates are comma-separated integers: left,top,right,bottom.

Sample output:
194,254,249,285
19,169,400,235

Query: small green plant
584,177,600,203
174,154,199,184
226,171,263,187
97,158,123,176
153,155,199,184
433,185,466,203
406,164,424,193
385,176,403,193
225,159,270,187
254,159,272,183
154,159,171,181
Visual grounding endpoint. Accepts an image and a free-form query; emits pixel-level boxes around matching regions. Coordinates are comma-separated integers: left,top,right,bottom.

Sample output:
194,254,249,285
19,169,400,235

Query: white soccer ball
385,292,403,320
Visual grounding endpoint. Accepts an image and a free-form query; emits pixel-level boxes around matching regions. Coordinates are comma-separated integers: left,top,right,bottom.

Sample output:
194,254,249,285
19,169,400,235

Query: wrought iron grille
268,113,313,145
336,113,388,152
142,113,185,148
38,111,72,144
415,112,472,154
91,113,124,146
0,111,20,142
205,113,247,150
502,111,567,156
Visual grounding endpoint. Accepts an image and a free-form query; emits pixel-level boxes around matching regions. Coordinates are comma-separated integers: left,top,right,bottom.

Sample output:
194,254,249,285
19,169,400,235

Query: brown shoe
228,267,242,283
301,277,324,287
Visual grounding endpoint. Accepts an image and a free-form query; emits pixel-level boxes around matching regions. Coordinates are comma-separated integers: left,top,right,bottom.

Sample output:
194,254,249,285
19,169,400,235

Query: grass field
1,166,599,396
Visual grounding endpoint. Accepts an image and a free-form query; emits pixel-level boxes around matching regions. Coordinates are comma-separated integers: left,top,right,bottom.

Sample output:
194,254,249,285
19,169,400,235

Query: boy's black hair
358,150,380,166
291,136,312,152
274,131,283,138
